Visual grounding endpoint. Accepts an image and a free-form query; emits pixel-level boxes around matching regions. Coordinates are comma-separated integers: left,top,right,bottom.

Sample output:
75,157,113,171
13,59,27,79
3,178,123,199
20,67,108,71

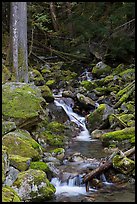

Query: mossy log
110,114,127,128
83,146,135,192
114,81,135,108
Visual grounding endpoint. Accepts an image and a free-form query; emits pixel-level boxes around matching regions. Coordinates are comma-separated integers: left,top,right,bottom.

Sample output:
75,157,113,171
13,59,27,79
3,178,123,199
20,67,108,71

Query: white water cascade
54,96,93,141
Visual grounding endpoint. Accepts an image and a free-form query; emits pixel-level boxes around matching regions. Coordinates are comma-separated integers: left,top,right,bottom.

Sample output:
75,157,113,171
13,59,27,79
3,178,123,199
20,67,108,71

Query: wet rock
9,155,31,171
2,146,10,183
68,152,84,162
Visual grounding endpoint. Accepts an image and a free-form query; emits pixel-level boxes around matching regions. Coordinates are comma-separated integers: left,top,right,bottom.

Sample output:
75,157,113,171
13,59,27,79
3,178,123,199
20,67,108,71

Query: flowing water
49,73,135,202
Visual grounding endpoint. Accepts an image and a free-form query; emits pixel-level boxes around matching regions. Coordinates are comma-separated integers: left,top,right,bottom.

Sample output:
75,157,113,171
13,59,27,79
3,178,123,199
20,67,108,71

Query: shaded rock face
86,103,114,132
92,61,112,77
2,82,46,130
12,169,56,202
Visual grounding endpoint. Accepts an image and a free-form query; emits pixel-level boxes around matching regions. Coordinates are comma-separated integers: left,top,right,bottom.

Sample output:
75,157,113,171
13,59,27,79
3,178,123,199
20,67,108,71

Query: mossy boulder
50,148,65,160
2,133,40,161
2,186,21,202
76,93,96,108
39,85,54,102
9,154,31,171
46,121,67,135
80,80,97,91
2,120,16,136
92,61,112,77
2,82,45,130
4,129,42,153
12,169,56,202
29,69,45,86
29,161,51,174
112,155,135,174
101,127,135,147
86,104,114,132
2,146,10,183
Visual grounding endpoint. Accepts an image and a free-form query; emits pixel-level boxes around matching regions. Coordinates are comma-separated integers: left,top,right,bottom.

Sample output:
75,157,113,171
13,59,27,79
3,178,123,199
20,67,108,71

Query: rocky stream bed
2,61,135,202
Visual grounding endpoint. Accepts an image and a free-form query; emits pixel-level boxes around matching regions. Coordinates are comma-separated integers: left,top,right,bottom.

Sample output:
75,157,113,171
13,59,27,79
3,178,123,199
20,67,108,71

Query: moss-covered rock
2,120,16,136
29,161,50,173
39,85,54,102
92,61,112,77
112,63,125,75
41,131,65,147
101,127,135,147
9,154,31,171
2,186,21,202
76,93,96,107
50,148,65,160
119,68,135,82
12,169,56,202
46,121,67,135
112,155,135,174
29,69,45,86
46,79,56,88
109,113,134,129
80,80,97,91
87,104,114,132
2,134,40,161
2,82,45,130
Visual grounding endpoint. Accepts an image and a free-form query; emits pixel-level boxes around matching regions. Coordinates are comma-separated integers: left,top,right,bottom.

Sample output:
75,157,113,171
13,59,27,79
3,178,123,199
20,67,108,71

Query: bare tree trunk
50,2,59,32
10,2,28,83
66,2,73,36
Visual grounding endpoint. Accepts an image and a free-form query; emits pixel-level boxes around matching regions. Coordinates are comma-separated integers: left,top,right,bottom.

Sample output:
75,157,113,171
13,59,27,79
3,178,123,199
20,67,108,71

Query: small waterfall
51,175,97,196
54,96,92,141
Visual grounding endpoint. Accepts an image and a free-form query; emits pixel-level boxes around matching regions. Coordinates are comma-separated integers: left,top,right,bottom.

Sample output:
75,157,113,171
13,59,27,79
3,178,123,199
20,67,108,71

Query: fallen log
83,146,135,191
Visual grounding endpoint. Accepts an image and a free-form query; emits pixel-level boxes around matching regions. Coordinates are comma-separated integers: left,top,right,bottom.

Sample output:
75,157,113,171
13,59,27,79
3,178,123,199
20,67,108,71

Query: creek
48,94,135,202
46,70,135,202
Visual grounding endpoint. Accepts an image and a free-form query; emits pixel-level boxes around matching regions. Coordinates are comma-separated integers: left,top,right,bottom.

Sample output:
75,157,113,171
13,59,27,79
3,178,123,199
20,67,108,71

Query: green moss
46,79,55,87
43,131,64,147
92,63,112,77
2,186,21,202
9,154,31,171
2,135,40,161
101,127,135,142
13,169,56,201
2,65,11,83
29,69,45,86
112,155,135,174
29,161,50,173
39,85,54,102
47,121,66,135
112,63,125,75
50,148,65,155
41,68,51,74
81,80,97,90
2,83,44,119
119,68,135,81
2,120,16,136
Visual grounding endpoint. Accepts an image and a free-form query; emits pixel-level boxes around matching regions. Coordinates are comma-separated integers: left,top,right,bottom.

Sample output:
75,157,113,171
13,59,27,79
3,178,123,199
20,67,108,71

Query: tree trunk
10,2,28,83
50,2,59,32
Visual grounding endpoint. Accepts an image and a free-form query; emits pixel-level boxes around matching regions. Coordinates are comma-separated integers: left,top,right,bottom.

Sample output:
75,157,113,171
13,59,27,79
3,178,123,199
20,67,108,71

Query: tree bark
10,2,28,83
50,2,59,32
